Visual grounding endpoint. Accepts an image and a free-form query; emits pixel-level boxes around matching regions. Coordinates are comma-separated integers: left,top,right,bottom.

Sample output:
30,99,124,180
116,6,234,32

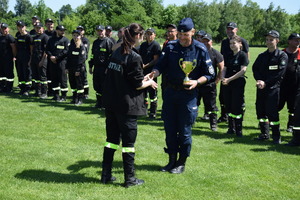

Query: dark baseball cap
77,25,84,30
227,22,237,29
146,27,156,34
34,22,43,27
265,30,280,38
288,33,300,40
16,20,25,27
56,25,67,31
166,24,177,29
32,15,40,20
178,17,194,33
45,18,54,23
1,23,8,28
202,33,212,41
72,30,81,34
105,25,113,30
196,30,207,36
96,25,105,30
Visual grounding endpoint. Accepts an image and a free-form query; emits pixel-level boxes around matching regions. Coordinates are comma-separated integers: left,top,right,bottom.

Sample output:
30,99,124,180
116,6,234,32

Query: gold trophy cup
179,58,197,83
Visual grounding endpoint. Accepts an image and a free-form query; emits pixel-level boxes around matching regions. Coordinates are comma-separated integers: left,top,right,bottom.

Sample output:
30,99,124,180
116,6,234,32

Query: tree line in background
0,0,299,45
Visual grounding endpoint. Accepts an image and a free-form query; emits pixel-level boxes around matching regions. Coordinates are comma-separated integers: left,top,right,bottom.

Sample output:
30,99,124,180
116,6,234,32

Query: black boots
256,122,270,140
149,101,157,119
271,124,281,144
286,130,300,146
209,113,218,131
226,116,235,135
123,152,144,188
100,147,116,184
161,153,177,172
75,93,83,106
217,105,228,123
235,118,243,137
170,154,187,174
40,84,48,99
286,114,294,133
94,95,103,109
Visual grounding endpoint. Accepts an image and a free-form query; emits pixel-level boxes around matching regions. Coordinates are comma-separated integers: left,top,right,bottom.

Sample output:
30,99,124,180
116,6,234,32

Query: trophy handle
179,58,183,67
192,59,197,68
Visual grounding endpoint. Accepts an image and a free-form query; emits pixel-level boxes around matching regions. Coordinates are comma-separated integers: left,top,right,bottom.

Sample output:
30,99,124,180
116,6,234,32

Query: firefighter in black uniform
278,33,300,132
66,30,87,106
44,18,56,96
253,30,288,144
89,25,114,109
46,25,69,102
15,20,33,96
197,33,224,131
105,25,116,44
101,23,157,187
0,23,17,93
139,28,161,118
30,22,49,98
220,22,249,123
76,25,90,99
222,35,248,137
29,16,40,37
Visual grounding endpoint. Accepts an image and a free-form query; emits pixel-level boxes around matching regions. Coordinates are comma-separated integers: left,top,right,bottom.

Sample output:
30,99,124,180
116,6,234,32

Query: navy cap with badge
77,25,84,30
34,22,43,27
196,30,206,36
96,25,105,31
288,33,300,40
16,20,25,27
1,23,9,28
146,27,156,34
45,18,54,23
202,33,212,41
264,30,280,38
177,17,194,33
227,22,237,29
56,25,67,31
105,25,113,30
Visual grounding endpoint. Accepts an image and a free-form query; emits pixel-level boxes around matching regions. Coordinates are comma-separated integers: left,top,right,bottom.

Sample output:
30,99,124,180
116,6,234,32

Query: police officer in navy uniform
89,25,114,109
30,22,49,98
139,28,161,118
278,33,300,132
150,18,214,174
101,23,157,187
66,30,87,106
76,25,90,99
46,25,69,102
253,30,288,144
15,20,33,96
0,23,17,93
197,33,224,131
219,22,249,123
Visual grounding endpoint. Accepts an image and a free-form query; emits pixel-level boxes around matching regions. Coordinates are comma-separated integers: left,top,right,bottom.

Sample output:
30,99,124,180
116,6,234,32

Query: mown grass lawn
0,47,299,200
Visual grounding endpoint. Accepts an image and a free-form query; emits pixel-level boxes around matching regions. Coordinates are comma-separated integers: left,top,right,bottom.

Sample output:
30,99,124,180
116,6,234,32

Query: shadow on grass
15,160,161,184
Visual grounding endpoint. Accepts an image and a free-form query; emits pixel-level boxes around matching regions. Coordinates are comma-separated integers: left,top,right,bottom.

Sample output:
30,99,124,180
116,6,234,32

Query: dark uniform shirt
208,48,223,82
224,51,248,78
66,40,87,72
46,35,69,62
29,29,36,37
44,30,56,38
81,36,90,55
108,37,116,45
31,33,49,62
253,48,288,89
16,33,32,59
221,37,249,58
0,34,15,59
103,47,146,116
282,48,300,86
139,40,161,74
90,37,114,68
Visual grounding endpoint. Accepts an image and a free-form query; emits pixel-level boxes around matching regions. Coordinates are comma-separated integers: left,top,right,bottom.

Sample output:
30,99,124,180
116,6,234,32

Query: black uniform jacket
66,40,87,72
89,37,114,68
103,47,146,116
252,48,288,89
46,35,69,62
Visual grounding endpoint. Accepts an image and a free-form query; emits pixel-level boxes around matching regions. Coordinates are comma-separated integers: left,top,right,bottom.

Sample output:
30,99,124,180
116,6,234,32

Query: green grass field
0,47,299,200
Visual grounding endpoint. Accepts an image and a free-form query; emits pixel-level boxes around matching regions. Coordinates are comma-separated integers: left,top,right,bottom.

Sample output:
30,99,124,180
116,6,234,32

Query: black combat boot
217,104,228,123
0,80,5,92
161,153,177,172
226,116,235,135
84,87,89,99
149,100,157,119
286,114,294,133
40,84,48,99
94,95,103,109
256,122,270,140
235,118,243,137
209,113,218,132
271,124,281,144
34,83,42,97
52,90,60,101
4,81,13,93
60,91,67,102
75,93,83,106
70,91,77,104
170,154,187,174
123,152,144,188
100,147,116,184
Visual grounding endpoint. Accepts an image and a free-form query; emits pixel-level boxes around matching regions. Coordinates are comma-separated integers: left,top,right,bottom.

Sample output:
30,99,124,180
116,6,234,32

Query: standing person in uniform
105,25,116,44
15,20,33,96
253,30,288,144
197,33,224,131
29,16,40,37
89,25,114,109
195,30,206,43
278,33,300,132
46,25,69,102
149,18,214,174
219,22,249,123
76,25,90,99
66,30,87,106
139,28,161,118
30,22,49,98
221,35,248,137
101,23,157,187
0,23,17,93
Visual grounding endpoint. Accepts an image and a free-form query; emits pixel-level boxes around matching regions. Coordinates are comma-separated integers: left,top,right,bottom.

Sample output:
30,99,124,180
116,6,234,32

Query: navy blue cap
16,20,25,27
265,30,280,38
202,33,212,41
227,22,237,28
288,33,300,40
105,25,112,30
96,25,105,30
196,30,206,36
177,18,194,33
45,18,54,23
56,25,66,31
1,23,8,28
72,30,81,34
